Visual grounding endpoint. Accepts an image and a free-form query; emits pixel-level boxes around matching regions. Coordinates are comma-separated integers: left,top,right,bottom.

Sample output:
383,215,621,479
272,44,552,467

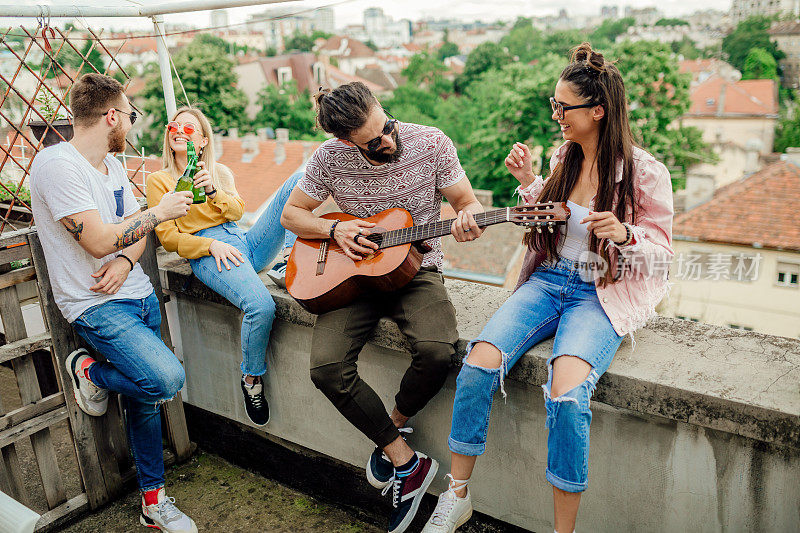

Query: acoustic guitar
286,203,570,314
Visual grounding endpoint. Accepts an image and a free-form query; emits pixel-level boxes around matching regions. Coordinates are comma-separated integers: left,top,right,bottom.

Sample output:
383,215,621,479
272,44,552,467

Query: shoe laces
382,475,402,508
429,474,467,526
246,385,264,408
155,496,182,524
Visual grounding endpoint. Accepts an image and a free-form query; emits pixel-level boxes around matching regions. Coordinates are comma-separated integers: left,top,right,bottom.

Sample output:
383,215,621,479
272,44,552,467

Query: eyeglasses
103,108,137,125
166,121,197,135
550,97,600,121
361,111,397,151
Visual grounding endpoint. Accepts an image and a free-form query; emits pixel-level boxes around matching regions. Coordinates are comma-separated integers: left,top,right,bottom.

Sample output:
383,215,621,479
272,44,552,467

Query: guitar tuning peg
547,221,555,233
536,222,542,233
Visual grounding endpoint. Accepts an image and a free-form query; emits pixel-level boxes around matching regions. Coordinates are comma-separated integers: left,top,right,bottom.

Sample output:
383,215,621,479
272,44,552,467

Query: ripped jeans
71,292,185,491
447,257,623,493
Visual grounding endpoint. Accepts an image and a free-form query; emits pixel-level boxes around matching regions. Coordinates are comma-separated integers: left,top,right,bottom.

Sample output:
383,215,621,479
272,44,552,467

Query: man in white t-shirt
30,73,196,533
281,82,485,533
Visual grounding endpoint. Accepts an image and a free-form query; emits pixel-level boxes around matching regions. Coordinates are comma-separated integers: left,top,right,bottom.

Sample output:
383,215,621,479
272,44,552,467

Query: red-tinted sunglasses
166,121,196,135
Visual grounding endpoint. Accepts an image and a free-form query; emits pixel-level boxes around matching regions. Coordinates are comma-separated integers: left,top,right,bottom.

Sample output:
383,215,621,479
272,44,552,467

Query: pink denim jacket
515,141,674,339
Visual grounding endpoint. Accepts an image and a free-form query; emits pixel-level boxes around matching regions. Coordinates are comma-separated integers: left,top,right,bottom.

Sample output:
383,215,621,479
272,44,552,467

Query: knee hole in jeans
549,354,593,398
465,341,502,369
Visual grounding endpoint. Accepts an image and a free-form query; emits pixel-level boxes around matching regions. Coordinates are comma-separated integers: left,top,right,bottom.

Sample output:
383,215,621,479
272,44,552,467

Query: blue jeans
448,257,624,493
71,292,185,492
189,170,300,376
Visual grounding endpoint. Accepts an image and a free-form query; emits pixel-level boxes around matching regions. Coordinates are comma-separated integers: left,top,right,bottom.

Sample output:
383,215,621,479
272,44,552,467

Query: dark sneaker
65,348,108,416
367,448,395,490
386,453,439,533
267,261,288,289
241,376,270,426
367,427,413,490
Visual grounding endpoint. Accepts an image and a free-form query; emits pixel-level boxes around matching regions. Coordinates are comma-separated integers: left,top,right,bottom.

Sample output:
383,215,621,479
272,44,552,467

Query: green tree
139,37,248,153
437,41,460,61
252,81,321,139
655,18,689,26
500,22,545,63
614,40,716,180
590,17,635,46
742,47,778,79
670,37,701,60
364,40,379,52
775,93,800,151
402,52,452,94
455,41,511,93
284,32,315,52
265,46,277,57
311,30,332,41
722,16,784,72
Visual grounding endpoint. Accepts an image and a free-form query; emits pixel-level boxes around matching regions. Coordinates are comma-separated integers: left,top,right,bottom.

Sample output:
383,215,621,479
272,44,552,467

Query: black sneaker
367,427,412,490
241,376,269,426
386,453,438,533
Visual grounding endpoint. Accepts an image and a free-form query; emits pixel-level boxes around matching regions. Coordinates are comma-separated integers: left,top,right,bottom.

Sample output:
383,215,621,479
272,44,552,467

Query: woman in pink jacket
423,43,674,533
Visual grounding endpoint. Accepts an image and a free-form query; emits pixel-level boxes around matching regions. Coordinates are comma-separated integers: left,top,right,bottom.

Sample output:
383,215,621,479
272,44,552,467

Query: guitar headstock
509,202,570,233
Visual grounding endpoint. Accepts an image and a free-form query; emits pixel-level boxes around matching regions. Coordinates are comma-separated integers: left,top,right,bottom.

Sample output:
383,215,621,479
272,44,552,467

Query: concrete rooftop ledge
158,251,800,451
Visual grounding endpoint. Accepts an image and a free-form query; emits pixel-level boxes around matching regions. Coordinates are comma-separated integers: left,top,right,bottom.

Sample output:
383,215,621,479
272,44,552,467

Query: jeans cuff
448,435,485,456
545,469,587,493
140,482,165,493
240,363,267,377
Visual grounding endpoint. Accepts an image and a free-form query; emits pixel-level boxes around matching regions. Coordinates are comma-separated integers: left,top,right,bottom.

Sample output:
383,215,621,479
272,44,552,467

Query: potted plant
28,91,73,147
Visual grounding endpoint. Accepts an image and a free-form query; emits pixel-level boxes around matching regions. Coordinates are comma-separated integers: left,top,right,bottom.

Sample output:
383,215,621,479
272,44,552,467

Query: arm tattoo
63,217,83,242
115,211,160,249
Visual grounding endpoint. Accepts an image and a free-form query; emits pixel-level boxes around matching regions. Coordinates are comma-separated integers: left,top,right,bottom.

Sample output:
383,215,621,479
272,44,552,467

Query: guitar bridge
316,241,329,275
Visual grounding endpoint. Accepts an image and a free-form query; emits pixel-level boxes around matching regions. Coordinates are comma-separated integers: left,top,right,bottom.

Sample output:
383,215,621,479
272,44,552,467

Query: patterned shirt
298,122,466,269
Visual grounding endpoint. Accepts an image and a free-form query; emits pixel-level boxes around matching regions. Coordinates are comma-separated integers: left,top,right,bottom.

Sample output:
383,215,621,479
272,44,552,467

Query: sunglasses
166,121,196,135
362,111,397,151
550,97,601,121
103,108,137,125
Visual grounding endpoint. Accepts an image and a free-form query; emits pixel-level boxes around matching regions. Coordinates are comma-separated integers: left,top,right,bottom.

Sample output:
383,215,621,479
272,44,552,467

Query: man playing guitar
281,82,484,533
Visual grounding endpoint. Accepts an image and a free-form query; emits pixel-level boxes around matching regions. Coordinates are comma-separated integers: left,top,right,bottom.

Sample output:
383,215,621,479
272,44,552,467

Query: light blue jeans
72,292,184,492
189,171,300,377
448,257,624,493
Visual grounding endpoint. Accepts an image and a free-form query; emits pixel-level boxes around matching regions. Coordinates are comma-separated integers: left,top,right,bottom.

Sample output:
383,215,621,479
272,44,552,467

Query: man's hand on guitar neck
333,219,379,261
450,209,483,242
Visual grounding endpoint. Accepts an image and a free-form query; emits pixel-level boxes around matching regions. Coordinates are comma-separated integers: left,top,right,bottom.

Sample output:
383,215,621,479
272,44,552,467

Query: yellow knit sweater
145,170,245,259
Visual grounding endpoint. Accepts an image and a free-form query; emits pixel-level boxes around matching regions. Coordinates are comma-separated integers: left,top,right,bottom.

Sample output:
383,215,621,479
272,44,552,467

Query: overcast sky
0,0,734,33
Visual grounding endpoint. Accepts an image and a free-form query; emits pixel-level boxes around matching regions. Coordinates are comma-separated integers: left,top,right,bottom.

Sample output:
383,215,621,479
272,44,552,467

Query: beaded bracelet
329,219,341,240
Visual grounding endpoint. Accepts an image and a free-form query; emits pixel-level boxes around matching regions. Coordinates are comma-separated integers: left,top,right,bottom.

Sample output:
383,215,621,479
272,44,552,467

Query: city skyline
0,0,735,33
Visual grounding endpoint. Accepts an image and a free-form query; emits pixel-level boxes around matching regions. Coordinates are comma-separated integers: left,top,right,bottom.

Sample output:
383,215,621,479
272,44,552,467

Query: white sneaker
267,260,288,289
65,348,108,416
422,475,473,533
140,488,198,533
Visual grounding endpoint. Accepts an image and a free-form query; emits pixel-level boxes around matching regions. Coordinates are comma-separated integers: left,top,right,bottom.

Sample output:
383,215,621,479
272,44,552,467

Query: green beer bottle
173,140,206,204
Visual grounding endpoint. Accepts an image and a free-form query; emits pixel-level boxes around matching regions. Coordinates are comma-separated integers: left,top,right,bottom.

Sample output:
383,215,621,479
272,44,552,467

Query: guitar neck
376,208,512,250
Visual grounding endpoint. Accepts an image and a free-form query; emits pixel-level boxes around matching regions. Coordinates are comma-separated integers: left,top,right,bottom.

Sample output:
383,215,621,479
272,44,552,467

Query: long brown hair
526,42,637,287
161,106,237,195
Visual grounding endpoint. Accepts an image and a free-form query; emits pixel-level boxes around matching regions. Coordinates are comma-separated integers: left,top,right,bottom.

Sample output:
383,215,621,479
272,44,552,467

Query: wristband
119,254,134,271
616,223,633,246
207,188,217,198
329,219,341,240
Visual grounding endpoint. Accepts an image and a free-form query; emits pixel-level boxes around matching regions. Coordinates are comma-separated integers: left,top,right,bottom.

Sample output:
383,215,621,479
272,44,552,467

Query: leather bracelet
207,188,217,198
329,219,341,240
119,254,134,271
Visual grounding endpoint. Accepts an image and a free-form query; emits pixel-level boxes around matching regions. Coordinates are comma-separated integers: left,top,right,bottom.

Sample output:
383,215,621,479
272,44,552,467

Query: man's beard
358,128,403,164
107,122,126,153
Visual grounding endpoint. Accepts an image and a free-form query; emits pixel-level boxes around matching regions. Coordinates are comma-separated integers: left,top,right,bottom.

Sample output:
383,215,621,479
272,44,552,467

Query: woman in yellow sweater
146,107,301,427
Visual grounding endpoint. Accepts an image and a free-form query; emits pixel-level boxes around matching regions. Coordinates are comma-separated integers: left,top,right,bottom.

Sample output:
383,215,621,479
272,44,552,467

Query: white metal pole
0,0,298,18
153,15,177,119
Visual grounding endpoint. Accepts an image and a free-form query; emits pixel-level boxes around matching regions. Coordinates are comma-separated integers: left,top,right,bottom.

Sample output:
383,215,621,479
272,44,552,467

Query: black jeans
309,267,458,448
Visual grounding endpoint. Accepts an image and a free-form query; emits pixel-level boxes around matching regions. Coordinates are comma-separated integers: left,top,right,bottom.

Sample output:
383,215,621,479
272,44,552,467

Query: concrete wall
159,255,800,532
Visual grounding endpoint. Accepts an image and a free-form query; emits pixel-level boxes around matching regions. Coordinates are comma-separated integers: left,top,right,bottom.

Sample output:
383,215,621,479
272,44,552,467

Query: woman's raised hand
504,142,536,187
193,161,214,193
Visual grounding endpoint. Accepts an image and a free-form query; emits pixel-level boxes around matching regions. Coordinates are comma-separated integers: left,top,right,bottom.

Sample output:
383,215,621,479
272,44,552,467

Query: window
675,315,699,322
776,262,800,287
276,66,292,85
728,324,754,331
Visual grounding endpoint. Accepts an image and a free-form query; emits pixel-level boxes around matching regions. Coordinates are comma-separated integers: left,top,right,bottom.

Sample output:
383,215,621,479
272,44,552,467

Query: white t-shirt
30,142,153,323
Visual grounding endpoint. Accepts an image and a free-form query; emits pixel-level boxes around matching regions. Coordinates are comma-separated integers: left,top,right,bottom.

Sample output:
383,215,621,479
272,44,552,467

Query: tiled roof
217,137,321,212
318,36,376,58
440,204,526,280
687,75,778,117
674,160,800,251
254,53,318,93
768,20,800,35
324,65,385,93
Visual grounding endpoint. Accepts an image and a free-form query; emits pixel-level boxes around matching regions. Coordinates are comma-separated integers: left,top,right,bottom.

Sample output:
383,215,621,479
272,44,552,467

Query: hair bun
570,42,605,74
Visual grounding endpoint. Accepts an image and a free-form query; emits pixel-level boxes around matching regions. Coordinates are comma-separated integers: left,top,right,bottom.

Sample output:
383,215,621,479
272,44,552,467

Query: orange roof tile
318,36,376,58
687,75,778,117
217,138,321,212
674,161,800,251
